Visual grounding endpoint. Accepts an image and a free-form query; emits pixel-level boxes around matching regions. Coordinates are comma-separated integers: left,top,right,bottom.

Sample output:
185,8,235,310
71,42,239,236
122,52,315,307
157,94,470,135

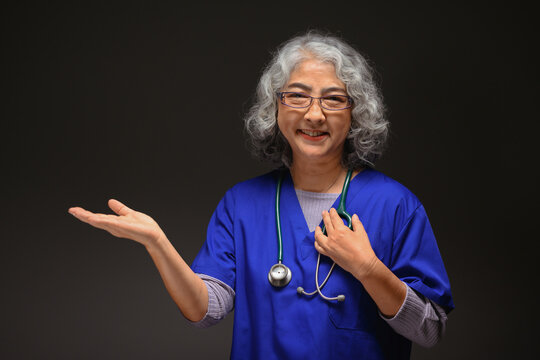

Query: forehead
286,59,344,88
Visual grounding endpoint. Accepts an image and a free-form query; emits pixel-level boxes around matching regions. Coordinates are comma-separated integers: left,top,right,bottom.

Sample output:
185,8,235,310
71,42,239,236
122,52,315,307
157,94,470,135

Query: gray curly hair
244,31,389,169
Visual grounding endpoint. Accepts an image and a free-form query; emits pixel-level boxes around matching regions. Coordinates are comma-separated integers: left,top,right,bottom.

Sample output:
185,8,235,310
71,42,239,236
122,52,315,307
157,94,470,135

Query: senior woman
69,32,453,359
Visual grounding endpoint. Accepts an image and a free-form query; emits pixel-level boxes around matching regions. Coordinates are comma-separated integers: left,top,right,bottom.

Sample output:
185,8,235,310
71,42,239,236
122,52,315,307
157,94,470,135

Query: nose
304,99,326,123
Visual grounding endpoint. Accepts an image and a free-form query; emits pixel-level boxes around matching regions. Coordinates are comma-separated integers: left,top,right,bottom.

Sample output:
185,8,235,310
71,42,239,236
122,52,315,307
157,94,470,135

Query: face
277,59,352,166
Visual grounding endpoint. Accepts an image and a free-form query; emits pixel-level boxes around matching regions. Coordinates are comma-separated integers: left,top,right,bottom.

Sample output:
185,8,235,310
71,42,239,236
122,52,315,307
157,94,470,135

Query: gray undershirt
189,189,448,347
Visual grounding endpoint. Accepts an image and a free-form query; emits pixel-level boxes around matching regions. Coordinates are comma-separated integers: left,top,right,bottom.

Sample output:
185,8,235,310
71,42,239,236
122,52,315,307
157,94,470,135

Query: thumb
108,199,133,216
352,214,365,233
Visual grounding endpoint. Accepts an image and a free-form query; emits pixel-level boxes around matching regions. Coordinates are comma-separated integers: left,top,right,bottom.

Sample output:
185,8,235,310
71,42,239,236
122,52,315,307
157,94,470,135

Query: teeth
301,130,325,136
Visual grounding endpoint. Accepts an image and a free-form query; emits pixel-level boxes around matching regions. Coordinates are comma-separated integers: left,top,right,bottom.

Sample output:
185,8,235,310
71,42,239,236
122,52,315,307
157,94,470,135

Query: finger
69,207,134,239
86,214,135,238
314,225,327,242
314,239,327,255
329,208,345,228
69,207,115,223
108,199,133,216
321,210,334,234
90,213,119,223
68,206,88,216
94,220,129,238
68,207,81,217
68,207,98,224
314,226,330,253
351,214,366,233
82,213,116,228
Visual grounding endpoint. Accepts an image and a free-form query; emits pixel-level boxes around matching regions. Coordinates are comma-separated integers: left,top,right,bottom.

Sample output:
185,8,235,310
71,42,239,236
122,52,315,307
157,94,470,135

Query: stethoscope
268,169,353,302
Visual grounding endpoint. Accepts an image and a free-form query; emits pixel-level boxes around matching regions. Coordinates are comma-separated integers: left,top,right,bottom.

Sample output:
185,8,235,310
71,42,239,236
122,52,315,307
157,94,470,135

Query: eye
281,92,311,107
324,95,347,103
285,92,309,99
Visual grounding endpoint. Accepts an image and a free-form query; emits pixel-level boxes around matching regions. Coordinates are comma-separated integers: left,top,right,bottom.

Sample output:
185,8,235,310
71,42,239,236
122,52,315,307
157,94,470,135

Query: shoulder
355,168,423,215
207,171,280,225
231,170,279,191
228,170,279,193
221,170,280,205
361,168,420,202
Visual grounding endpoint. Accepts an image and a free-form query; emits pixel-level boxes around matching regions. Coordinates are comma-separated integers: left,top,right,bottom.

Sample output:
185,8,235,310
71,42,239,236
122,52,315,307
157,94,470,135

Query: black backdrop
1,1,537,359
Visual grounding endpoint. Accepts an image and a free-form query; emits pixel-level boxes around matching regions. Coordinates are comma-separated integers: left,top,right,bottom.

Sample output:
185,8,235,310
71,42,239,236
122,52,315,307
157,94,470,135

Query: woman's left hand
314,208,379,279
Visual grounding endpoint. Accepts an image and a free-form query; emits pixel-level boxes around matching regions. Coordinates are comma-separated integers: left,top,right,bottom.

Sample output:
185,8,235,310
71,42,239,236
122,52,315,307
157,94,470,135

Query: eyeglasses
278,92,353,111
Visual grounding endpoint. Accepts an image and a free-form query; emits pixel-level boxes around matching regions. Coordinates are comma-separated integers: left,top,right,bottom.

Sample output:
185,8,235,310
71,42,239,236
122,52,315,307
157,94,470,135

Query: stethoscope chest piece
268,263,292,287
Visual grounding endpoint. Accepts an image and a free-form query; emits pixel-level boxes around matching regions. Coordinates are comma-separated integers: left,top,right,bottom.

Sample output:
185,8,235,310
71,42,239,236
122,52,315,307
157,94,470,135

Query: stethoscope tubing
275,171,285,263
271,169,353,301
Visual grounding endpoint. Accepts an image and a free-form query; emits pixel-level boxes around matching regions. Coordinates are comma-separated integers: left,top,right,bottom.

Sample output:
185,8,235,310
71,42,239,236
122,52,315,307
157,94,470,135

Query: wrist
145,232,169,253
352,252,379,282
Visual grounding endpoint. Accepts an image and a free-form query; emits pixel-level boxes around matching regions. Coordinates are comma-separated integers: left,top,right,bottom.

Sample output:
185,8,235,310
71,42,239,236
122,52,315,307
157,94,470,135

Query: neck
290,157,346,193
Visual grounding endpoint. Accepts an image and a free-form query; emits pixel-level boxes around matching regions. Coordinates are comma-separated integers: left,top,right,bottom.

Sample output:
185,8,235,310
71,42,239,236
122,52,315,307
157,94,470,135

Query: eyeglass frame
277,91,353,111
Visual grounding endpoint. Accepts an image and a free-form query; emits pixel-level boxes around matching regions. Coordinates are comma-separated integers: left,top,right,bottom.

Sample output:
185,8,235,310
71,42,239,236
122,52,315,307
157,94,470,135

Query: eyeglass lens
281,92,350,110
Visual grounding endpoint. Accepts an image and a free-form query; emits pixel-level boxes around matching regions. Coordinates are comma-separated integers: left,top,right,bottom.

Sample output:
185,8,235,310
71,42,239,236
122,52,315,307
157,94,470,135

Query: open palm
68,199,165,247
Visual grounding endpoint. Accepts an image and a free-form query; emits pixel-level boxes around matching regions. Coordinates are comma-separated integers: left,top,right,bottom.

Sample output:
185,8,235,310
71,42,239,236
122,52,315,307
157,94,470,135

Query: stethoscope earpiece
297,285,345,301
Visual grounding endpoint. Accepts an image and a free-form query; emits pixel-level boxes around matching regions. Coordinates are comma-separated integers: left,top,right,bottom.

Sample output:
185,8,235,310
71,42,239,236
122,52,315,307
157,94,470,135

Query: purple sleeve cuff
187,274,235,328
380,283,448,347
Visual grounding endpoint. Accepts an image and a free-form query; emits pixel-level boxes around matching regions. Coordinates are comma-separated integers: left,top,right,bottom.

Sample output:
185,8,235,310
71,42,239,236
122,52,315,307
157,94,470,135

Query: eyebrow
286,82,347,94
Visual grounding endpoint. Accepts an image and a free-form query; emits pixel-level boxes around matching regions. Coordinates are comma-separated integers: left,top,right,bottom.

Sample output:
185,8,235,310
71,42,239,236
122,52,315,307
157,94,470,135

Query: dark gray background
1,1,537,359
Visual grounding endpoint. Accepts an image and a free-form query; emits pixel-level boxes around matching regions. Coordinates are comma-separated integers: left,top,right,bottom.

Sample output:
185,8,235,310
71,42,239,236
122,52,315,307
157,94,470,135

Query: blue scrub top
192,168,454,360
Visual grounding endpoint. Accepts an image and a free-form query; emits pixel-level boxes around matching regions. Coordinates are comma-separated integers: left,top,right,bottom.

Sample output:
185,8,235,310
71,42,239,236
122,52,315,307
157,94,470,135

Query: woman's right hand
68,199,165,248
69,198,209,322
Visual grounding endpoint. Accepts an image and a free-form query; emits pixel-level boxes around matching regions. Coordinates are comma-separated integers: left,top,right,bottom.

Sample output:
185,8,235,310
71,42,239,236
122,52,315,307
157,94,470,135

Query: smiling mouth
298,129,328,137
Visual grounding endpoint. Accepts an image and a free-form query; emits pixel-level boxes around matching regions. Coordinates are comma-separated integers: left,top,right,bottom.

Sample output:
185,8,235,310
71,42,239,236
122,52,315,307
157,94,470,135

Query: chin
296,151,336,162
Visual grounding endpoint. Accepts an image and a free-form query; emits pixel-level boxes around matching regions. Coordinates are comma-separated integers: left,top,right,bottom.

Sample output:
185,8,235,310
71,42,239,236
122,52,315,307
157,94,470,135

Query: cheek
331,116,351,140
277,110,294,135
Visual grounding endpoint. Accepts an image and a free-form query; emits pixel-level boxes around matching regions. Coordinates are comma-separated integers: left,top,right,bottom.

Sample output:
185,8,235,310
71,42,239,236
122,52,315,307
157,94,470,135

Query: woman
69,32,453,359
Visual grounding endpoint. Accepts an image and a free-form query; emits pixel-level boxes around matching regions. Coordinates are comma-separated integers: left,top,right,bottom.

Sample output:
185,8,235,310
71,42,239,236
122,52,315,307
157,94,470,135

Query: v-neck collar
280,168,375,236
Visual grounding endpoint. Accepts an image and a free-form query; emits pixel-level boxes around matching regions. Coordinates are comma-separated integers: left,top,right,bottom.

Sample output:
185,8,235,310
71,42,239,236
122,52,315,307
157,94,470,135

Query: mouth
297,129,329,141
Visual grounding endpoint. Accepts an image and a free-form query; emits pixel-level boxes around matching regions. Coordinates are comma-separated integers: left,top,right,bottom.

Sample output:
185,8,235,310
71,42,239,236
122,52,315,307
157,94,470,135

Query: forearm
145,235,208,322
352,257,407,317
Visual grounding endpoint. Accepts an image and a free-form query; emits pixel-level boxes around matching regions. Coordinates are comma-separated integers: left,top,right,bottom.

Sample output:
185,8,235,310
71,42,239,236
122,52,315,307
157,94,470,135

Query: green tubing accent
320,169,354,235
338,169,353,229
276,171,285,262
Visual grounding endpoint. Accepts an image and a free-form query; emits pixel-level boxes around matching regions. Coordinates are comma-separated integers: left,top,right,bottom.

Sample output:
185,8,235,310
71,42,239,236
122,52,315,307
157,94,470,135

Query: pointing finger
108,199,132,216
